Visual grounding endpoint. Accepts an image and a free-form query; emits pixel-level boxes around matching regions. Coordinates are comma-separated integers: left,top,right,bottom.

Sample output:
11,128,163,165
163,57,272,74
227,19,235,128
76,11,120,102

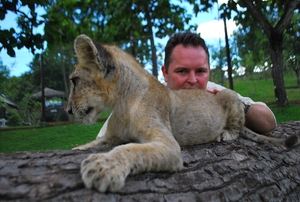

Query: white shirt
96,81,276,139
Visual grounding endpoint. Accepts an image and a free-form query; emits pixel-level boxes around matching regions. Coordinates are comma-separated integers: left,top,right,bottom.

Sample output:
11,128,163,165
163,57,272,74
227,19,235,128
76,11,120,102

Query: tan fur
67,34,298,193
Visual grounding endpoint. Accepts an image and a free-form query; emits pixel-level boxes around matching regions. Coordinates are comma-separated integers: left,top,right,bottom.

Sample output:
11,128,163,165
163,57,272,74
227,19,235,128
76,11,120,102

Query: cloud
196,19,238,44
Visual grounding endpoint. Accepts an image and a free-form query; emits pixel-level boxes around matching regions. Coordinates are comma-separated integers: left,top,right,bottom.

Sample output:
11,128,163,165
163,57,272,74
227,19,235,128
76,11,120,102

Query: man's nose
187,72,197,83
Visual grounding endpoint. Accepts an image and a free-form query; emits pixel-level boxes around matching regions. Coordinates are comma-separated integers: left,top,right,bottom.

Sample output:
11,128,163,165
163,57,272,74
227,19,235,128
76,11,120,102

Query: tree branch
241,0,274,38
275,0,299,33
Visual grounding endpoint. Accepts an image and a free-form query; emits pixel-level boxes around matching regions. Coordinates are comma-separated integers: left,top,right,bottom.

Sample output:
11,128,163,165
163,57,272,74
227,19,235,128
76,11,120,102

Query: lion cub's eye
70,77,79,93
70,77,79,87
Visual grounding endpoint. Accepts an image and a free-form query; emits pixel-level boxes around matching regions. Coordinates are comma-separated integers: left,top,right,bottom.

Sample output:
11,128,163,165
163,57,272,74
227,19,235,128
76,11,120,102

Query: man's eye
196,69,207,74
176,69,188,74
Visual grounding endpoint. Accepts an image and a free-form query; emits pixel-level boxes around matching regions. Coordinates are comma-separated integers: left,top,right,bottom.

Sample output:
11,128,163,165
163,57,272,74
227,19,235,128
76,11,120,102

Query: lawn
0,122,104,153
1,73,299,153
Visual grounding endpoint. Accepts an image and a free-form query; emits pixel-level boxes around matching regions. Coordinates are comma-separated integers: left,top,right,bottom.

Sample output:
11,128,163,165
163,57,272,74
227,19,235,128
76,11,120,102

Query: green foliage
2,73,38,104
1,0,201,77
0,0,48,56
43,0,195,76
0,59,10,95
6,108,21,126
28,49,74,92
18,93,41,125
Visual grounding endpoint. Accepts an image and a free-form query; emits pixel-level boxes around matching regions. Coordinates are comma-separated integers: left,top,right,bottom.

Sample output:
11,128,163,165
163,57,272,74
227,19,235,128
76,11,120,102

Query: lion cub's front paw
80,153,128,192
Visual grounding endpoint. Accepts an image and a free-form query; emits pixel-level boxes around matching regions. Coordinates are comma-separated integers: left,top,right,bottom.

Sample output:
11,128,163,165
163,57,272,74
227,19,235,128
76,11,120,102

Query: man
97,32,276,138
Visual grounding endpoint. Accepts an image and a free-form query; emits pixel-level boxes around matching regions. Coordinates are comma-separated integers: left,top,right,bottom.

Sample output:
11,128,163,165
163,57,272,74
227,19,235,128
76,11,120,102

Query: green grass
1,73,299,153
269,104,300,122
0,122,104,153
223,73,300,103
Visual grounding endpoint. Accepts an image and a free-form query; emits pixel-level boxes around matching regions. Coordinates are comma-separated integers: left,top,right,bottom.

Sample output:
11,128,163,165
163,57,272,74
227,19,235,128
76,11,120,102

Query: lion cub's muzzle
67,105,94,117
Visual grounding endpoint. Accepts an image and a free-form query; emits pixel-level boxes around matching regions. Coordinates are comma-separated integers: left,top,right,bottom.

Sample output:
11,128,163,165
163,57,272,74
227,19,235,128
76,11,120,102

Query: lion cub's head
67,34,118,124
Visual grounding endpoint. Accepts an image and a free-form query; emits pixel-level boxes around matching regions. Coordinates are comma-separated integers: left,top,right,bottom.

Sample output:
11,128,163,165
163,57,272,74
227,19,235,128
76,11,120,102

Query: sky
0,0,237,77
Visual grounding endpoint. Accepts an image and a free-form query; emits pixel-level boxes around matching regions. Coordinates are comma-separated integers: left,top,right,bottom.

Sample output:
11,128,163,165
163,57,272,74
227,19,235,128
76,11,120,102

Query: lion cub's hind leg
215,89,245,142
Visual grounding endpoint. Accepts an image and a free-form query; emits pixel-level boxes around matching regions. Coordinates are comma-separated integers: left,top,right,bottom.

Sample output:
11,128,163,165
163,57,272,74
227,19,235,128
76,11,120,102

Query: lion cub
67,34,297,192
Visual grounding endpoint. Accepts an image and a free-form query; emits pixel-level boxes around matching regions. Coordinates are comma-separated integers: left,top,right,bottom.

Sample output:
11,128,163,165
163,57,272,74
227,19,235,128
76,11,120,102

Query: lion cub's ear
74,34,115,77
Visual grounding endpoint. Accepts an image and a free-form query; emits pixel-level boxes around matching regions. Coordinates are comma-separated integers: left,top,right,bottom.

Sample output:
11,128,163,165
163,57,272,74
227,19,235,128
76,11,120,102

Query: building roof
31,87,65,98
0,96,18,109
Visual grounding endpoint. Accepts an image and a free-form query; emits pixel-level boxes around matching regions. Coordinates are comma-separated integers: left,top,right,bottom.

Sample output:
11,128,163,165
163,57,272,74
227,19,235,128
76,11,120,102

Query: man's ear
161,65,168,83
74,34,115,77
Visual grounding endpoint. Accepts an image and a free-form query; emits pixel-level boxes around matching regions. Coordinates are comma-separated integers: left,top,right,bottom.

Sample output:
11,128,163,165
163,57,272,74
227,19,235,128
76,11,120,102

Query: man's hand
206,89,220,94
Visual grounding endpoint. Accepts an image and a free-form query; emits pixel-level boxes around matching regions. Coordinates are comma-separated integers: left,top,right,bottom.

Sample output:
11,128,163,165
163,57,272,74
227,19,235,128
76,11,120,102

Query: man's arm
244,103,277,134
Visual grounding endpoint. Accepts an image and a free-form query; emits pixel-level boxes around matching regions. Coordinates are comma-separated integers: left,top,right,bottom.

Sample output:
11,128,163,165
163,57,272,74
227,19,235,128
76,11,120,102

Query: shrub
7,109,22,126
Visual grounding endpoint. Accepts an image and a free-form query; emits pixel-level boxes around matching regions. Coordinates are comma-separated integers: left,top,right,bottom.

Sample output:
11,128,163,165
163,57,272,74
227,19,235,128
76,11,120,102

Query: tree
209,37,241,86
220,0,299,107
28,49,73,93
87,0,194,77
136,0,193,77
0,0,47,57
210,43,226,85
233,27,271,77
223,16,234,90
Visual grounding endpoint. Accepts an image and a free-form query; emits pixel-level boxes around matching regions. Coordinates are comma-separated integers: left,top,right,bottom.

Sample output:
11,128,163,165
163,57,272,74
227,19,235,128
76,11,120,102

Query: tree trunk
1,121,300,201
144,5,158,78
40,54,46,123
293,66,300,88
223,16,234,90
270,32,288,107
130,31,136,57
60,46,69,97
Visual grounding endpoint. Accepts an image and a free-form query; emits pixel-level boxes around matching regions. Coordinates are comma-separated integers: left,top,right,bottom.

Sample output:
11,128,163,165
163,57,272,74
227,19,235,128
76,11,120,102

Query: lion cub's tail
240,127,298,148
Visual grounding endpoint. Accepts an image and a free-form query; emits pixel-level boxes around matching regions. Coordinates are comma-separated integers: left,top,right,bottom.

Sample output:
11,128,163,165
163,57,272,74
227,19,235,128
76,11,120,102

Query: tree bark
223,16,234,90
293,66,300,88
1,121,300,201
270,32,288,106
144,4,158,78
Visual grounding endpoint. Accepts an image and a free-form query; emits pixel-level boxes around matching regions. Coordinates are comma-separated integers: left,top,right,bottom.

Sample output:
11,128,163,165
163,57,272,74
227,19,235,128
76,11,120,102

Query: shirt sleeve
96,113,111,139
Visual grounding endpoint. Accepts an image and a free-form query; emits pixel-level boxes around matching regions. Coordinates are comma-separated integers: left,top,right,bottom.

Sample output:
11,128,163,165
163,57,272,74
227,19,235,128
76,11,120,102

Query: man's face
162,44,210,90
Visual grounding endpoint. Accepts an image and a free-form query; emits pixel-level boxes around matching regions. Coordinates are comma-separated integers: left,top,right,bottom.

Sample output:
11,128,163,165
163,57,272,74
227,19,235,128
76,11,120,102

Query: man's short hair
164,32,210,72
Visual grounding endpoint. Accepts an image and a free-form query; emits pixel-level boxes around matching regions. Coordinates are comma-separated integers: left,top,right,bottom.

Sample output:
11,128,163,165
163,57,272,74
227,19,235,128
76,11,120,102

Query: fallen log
1,121,300,201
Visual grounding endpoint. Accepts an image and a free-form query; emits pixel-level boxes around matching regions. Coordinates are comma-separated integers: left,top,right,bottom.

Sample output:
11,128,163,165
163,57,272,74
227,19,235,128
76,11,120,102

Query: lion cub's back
170,89,226,146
